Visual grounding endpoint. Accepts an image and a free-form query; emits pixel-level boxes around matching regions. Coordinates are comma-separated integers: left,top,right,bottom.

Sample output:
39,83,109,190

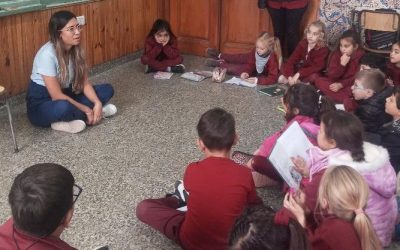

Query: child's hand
293,72,300,83
240,72,249,79
387,78,394,86
291,156,309,178
162,39,169,46
329,82,343,92
278,75,289,84
245,77,257,84
340,54,351,66
288,76,296,86
283,193,306,227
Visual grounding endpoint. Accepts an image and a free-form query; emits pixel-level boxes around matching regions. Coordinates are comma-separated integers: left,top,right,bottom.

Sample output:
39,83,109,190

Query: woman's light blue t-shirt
30,41,74,88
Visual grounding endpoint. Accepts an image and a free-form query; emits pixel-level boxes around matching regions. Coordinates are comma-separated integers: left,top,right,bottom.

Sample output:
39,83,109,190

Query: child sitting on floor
350,69,392,142
244,84,335,187
205,32,279,85
387,41,400,86
284,165,382,250
314,29,365,103
0,163,81,250
141,19,185,73
229,205,310,250
278,20,329,85
380,85,400,172
136,108,262,249
343,53,388,111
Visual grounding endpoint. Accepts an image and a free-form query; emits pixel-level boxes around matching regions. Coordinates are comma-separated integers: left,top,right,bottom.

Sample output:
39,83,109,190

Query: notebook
268,121,313,189
224,77,257,88
154,71,173,80
259,86,285,96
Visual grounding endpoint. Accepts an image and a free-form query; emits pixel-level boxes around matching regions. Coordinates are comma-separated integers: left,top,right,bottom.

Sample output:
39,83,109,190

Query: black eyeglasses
73,184,83,204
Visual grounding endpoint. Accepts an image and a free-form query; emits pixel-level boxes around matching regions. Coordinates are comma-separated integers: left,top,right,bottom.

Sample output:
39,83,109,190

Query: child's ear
328,138,337,149
233,133,239,146
365,89,375,98
62,207,74,228
197,138,206,152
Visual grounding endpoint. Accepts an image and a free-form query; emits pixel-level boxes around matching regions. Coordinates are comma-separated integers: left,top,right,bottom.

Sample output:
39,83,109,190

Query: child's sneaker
205,58,223,67
144,65,157,74
51,120,86,134
102,104,117,118
166,180,189,208
170,64,185,73
206,48,220,59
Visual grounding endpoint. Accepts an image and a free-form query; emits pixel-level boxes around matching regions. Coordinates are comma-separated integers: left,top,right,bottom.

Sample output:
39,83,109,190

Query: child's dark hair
147,19,176,38
359,53,387,73
339,29,360,47
355,68,386,93
283,84,336,123
394,86,400,109
229,205,310,250
197,108,236,151
8,163,75,237
321,111,365,162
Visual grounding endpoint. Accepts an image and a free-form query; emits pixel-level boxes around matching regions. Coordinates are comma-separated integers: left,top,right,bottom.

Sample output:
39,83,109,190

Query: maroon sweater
179,157,262,250
0,218,76,250
326,49,365,87
242,49,279,85
281,39,330,79
387,62,400,86
307,216,362,250
140,36,182,69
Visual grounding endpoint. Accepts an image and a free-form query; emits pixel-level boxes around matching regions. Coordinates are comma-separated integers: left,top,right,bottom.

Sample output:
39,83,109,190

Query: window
0,0,89,17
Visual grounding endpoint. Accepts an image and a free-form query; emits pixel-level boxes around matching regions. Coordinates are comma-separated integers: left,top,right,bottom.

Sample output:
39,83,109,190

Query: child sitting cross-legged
205,32,279,85
284,165,382,250
350,69,392,142
0,163,82,250
136,108,262,249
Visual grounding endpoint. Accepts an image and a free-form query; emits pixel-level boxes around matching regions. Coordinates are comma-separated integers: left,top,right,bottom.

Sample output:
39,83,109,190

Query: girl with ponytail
290,110,397,247
284,165,382,250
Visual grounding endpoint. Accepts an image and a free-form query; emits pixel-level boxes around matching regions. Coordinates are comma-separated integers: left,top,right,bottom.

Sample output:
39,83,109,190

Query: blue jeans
26,81,114,127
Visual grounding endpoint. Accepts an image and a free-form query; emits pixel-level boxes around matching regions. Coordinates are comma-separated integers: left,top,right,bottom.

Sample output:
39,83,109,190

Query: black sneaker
170,64,185,73
144,65,157,74
206,48,220,59
166,180,189,207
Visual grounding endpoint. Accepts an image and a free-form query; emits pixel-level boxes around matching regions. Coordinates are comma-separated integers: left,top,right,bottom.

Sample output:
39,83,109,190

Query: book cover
153,71,173,80
258,86,285,97
268,121,313,189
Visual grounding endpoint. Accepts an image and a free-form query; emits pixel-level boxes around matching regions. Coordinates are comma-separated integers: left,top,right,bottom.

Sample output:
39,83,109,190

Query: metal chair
358,9,400,54
0,85,19,153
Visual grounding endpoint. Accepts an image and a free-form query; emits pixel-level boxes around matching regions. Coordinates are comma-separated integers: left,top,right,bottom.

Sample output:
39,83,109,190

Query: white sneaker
102,104,117,118
51,120,86,134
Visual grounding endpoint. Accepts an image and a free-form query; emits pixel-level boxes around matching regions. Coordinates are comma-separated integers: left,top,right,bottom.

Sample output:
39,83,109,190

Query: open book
268,121,313,189
224,77,256,88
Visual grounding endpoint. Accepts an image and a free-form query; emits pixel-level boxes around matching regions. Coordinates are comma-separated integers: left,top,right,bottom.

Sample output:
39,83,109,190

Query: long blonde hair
304,20,326,48
317,166,382,250
49,11,86,93
257,31,282,67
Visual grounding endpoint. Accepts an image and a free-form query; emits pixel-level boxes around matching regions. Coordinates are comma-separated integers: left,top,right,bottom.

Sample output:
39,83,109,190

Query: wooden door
168,0,220,56
220,0,273,54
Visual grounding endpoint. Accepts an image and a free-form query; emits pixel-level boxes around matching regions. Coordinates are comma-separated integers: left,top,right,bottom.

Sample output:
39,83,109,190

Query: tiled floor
0,55,398,249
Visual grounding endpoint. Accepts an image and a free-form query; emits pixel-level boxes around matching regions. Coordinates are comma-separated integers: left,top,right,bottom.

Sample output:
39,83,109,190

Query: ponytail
318,166,381,250
317,95,335,123
353,212,382,250
274,38,283,68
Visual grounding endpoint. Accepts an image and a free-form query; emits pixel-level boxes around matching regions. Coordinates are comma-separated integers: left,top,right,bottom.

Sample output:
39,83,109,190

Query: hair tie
354,208,364,215
318,95,322,105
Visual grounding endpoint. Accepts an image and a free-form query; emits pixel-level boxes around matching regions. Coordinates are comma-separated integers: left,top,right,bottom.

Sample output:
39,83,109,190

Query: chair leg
5,98,18,153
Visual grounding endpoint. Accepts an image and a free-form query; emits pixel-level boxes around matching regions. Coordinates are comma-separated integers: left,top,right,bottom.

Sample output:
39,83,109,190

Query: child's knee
136,200,152,222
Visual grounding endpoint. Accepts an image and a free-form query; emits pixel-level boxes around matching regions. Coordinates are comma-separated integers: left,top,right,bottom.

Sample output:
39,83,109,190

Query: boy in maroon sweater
136,108,262,250
0,163,81,250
